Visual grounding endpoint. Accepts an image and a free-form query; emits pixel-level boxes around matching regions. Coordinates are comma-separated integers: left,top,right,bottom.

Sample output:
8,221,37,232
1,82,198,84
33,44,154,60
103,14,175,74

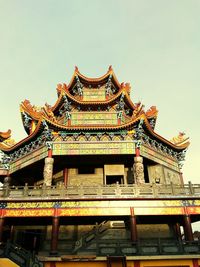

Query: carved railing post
170,181,175,195
23,183,29,197
188,181,194,195
152,182,158,197
133,156,145,184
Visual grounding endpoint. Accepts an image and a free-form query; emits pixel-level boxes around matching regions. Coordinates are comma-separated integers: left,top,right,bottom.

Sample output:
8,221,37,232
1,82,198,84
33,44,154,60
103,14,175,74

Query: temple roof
0,129,11,142
0,67,190,153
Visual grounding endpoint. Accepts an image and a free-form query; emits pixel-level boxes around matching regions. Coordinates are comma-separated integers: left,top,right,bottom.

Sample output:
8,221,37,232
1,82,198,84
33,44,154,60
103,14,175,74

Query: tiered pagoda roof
0,67,189,154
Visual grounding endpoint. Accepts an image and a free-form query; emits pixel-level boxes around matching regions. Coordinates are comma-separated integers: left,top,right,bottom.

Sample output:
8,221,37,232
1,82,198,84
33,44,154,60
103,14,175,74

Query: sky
0,0,199,184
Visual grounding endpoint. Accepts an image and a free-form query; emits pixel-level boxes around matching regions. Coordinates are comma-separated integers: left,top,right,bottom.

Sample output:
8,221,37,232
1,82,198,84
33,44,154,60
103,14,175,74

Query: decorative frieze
141,133,186,168
53,141,134,156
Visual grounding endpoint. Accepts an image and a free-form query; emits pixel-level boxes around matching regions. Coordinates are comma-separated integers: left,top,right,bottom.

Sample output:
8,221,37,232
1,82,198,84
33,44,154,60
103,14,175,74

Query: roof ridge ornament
73,75,83,96
0,129,11,142
134,119,144,149
170,132,189,147
117,93,125,111
108,65,113,72
105,74,113,96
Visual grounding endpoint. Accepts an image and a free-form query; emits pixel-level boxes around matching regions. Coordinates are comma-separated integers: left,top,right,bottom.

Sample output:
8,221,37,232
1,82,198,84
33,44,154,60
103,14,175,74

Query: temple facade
0,67,199,267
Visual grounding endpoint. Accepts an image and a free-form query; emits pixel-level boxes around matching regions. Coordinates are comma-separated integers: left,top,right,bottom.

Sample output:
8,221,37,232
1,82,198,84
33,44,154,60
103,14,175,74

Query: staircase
73,221,111,253
73,221,127,254
0,240,43,267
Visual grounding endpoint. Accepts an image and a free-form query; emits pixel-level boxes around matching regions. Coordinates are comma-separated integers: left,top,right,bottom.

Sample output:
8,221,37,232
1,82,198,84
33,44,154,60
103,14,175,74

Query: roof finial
108,65,113,72
75,66,79,72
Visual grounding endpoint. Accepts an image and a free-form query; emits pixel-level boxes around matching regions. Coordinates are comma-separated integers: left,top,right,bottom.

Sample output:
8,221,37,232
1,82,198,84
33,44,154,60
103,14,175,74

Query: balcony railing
0,182,200,200
1,239,200,262
0,240,43,267
76,238,200,256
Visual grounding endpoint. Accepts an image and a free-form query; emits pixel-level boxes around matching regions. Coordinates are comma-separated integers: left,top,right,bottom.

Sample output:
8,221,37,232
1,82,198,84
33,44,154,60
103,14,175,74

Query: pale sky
0,0,199,183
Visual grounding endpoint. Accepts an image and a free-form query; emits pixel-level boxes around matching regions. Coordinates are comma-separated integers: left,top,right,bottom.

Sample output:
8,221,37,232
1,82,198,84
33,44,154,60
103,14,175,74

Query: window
78,167,95,174
106,175,123,185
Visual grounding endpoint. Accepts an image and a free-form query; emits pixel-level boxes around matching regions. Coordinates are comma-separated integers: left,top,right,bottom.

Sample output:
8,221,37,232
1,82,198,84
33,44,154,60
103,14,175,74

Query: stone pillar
43,157,54,186
133,156,145,184
130,208,137,242
183,214,193,241
0,217,5,244
50,216,60,255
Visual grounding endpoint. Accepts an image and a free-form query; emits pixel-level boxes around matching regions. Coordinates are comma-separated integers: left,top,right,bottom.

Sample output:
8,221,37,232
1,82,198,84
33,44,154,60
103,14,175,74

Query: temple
0,67,199,267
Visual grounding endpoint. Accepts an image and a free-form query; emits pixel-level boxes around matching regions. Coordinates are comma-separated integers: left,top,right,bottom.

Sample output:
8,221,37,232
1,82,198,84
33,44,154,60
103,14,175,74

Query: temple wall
148,165,182,185
137,224,173,239
68,168,104,186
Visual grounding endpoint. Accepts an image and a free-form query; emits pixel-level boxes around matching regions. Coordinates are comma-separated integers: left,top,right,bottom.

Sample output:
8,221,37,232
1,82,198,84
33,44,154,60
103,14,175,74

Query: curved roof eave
20,102,42,121
0,119,44,153
143,117,190,151
59,87,136,110
0,129,11,141
50,90,65,113
67,66,121,90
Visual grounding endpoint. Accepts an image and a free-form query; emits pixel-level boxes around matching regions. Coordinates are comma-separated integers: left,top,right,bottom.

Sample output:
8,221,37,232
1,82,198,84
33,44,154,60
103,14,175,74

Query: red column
50,216,60,255
0,217,5,244
134,261,140,267
48,149,52,158
135,147,140,157
174,222,182,240
10,225,15,242
192,259,199,267
130,208,137,242
63,168,68,187
183,214,193,241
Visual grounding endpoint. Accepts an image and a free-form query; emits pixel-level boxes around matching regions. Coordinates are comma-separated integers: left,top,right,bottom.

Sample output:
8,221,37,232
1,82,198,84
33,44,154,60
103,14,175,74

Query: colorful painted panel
83,88,106,101
1,205,198,217
4,199,183,209
9,146,48,174
2,199,200,217
71,112,118,126
53,141,134,155
141,145,179,171
4,209,54,217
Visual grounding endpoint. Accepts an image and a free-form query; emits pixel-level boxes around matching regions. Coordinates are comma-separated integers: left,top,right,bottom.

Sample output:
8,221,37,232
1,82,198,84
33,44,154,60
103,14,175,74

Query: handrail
0,182,200,200
0,240,43,267
84,238,200,256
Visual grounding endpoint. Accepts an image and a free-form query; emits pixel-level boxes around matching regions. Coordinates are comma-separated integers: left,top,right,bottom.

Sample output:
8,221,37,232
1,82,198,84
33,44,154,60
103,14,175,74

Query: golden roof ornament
170,132,189,146
3,138,16,147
